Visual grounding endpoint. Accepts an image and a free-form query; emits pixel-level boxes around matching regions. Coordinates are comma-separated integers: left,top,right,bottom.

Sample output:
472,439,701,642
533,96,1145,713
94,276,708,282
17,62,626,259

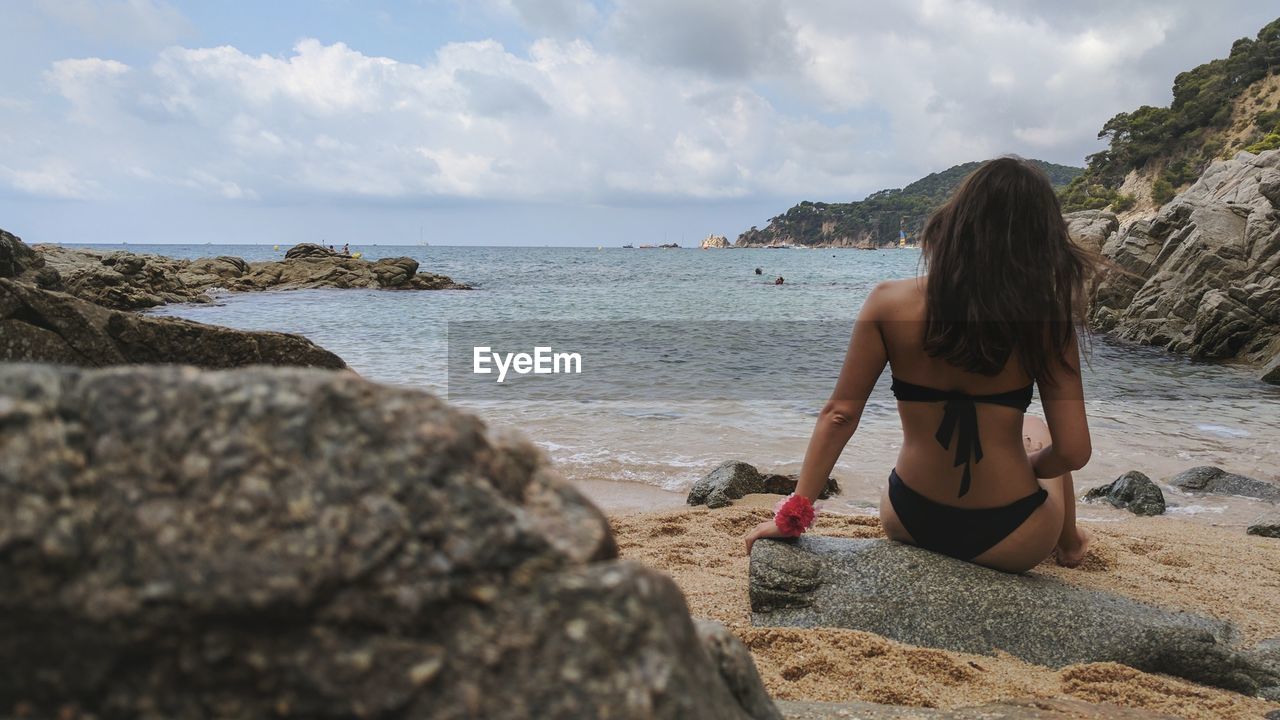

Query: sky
1,1,1276,246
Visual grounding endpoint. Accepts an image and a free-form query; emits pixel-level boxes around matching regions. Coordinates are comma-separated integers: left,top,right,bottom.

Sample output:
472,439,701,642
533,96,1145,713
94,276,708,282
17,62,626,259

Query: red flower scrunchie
773,494,816,537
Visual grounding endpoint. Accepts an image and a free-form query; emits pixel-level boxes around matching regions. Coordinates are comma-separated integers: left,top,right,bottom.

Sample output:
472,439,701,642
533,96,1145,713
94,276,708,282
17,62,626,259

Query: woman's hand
742,519,787,555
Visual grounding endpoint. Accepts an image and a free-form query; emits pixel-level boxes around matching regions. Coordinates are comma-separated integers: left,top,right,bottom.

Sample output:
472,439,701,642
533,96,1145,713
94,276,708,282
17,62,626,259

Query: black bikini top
890,376,1034,497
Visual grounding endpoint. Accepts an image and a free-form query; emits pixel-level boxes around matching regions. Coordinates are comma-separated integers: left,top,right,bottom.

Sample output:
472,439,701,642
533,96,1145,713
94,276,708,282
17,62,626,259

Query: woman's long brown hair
920,156,1093,382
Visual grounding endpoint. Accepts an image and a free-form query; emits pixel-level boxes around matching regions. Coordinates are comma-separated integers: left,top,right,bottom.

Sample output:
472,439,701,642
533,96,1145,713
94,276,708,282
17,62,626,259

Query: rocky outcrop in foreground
0,365,775,719
0,279,345,369
16,236,469,310
687,460,840,508
749,537,1280,696
1090,149,1280,383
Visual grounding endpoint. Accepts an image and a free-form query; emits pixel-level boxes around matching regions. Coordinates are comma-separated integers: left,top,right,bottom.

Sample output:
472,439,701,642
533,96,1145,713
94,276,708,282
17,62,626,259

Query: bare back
876,277,1041,507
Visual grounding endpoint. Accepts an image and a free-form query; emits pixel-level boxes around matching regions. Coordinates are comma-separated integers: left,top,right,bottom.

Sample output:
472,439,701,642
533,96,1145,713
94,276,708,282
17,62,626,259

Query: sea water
99,243,1280,522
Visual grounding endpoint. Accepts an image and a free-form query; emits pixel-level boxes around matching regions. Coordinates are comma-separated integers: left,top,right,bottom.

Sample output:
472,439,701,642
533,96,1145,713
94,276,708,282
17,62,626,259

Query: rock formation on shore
1168,465,1280,503
0,364,778,720
1084,471,1167,516
1090,149,1280,381
12,235,469,311
700,234,731,249
749,537,1280,697
0,279,345,369
1,231,346,369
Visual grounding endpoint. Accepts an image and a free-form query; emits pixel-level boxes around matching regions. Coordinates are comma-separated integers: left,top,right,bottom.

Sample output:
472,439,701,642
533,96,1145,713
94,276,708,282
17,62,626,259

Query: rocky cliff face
1064,209,1119,253
0,365,775,719
22,239,469,311
1090,149,1280,382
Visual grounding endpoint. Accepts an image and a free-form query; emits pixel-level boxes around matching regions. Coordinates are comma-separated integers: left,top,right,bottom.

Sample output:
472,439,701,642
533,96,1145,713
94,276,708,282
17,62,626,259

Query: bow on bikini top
890,376,1035,497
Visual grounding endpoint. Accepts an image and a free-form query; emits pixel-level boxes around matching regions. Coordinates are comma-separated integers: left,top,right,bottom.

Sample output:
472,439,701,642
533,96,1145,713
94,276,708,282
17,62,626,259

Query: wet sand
607,495,1280,719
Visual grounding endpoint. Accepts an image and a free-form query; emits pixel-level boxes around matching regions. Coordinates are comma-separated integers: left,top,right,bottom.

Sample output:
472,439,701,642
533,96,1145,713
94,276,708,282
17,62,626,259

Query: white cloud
783,0,1179,171
2,0,1273,207
44,57,132,123
1,162,98,199
10,35,875,202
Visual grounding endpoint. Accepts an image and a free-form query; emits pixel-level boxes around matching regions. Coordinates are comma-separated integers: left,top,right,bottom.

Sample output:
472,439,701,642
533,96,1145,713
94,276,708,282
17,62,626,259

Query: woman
743,157,1093,573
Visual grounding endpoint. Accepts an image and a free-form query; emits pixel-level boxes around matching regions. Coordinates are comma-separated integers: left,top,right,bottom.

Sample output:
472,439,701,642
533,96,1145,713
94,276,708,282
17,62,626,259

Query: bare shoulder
863,277,925,318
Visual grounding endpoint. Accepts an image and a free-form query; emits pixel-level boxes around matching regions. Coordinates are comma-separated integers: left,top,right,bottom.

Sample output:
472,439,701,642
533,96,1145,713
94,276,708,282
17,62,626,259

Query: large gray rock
1089,150,1280,382
687,460,839,509
0,365,768,719
1084,471,1167,516
749,537,1280,695
0,278,345,369
1169,465,1280,503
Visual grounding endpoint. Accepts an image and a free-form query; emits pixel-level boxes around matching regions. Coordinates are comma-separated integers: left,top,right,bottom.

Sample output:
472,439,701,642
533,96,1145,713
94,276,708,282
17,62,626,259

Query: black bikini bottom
887,469,1049,561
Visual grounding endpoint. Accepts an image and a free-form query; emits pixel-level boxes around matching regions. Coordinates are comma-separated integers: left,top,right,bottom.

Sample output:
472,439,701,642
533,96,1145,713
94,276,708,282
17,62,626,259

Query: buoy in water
352,251,363,259
273,245,279,251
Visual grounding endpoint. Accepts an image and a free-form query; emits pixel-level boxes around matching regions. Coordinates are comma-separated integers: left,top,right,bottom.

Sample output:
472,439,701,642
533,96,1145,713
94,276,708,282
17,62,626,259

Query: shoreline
608,495,1280,719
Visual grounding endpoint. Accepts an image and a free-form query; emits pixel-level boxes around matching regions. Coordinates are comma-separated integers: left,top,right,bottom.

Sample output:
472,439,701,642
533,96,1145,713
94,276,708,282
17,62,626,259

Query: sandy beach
608,495,1280,719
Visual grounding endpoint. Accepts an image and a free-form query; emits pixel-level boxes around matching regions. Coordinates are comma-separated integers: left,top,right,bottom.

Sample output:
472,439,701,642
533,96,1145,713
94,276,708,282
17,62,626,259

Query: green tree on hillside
1062,17,1280,211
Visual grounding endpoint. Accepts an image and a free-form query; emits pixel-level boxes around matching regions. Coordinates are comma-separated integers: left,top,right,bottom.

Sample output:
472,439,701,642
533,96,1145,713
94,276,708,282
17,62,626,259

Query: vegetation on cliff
737,160,1081,248
1061,17,1280,212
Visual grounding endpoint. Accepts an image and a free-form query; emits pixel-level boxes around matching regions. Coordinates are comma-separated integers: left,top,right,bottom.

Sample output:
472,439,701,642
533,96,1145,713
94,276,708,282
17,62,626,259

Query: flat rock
0,278,345,369
749,537,1279,694
1169,465,1280,503
688,460,839,508
1084,471,1166,515
0,365,768,719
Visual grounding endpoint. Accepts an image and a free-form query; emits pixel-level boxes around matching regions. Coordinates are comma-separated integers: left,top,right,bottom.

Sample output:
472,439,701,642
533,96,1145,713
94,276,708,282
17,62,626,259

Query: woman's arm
1028,329,1092,478
743,284,891,553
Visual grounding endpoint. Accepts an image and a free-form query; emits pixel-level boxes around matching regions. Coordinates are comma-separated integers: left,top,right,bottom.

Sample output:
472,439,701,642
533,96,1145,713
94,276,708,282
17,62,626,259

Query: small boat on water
622,244,634,248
